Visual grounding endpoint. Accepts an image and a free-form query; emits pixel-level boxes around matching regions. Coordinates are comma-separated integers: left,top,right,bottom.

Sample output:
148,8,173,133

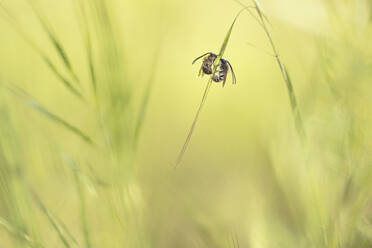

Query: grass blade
55,216,80,247
236,0,307,144
133,46,162,149
232,0,265,29
282,65,306,142
0,216,43,248
66,159,92,248
75,0,97,97
4,83,94,145
218,7,247,58
74,172,91,248
42,56,84,99
175,8,246,167
0,3,84,100
175,80,213,167
28,188,75,248
253,0,306,143
27,0,80,85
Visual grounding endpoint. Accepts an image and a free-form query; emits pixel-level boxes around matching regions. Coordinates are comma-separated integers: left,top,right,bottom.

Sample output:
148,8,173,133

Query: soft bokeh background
1,0,372,247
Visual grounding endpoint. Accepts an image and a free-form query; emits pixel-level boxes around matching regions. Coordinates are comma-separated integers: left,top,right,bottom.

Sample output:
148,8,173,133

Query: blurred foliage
0,0,372,247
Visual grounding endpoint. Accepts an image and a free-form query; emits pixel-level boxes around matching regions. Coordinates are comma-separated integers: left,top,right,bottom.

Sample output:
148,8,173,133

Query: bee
192,52,236,86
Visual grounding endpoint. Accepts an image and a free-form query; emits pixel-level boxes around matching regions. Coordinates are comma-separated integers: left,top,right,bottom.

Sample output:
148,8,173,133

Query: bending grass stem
175,8,247,168
253,1,306,143
237,0,307,144
175,80,213,167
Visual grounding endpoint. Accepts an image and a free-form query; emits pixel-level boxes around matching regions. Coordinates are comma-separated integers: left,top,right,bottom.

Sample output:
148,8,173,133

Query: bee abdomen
212,74,225,82
202,66,213,74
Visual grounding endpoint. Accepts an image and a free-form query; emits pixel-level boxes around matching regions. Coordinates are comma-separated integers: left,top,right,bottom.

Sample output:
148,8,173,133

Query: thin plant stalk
4,83,94,145
133,44,162,150
75,0,97,98
0,217,43,248
28,188,75,248
0,3,84,100
175,8,247,167
73,170,91,248
27,0,81,86
235,0,306,144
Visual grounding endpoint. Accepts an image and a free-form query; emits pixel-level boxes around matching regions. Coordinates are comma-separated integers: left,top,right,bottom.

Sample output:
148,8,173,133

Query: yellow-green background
1,0,372,247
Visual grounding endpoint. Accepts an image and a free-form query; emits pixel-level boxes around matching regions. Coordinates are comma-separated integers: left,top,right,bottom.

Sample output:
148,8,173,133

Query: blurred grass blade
282,65,306,142
218,7,247,58
0,216,43,248
176,8,246,167
29,188,76,248
66,158,92,248
56,216,80,247
27,0,80,85
5,84,94,145
75,0,97,97
0,3,84,100
74,173,91,248
133,46,162,149
42,56,84,99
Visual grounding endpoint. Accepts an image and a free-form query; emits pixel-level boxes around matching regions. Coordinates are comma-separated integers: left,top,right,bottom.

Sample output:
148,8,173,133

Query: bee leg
198,66,204,77
226,60,236,84
222,76,227,87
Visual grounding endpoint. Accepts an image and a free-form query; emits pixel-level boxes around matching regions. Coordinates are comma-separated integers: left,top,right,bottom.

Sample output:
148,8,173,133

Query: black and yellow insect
192,52,236,86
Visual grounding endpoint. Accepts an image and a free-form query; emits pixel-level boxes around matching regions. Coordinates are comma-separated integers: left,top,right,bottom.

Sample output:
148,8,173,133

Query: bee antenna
226,60,236,84
192,52,211,65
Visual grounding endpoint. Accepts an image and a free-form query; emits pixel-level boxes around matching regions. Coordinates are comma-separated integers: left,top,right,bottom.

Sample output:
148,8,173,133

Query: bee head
206,53,217,61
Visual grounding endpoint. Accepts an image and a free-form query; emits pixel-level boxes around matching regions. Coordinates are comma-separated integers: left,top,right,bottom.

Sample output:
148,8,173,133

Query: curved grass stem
175,8,247,168
237,0,307,144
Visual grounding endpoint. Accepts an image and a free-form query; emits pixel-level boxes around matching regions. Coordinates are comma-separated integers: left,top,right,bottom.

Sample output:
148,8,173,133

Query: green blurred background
1,0,372,247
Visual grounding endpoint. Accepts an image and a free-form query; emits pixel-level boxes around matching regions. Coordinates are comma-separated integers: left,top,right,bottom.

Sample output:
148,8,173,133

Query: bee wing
222,77,227,87
192,52,211,65
226,60,236,84
222,71,227,87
